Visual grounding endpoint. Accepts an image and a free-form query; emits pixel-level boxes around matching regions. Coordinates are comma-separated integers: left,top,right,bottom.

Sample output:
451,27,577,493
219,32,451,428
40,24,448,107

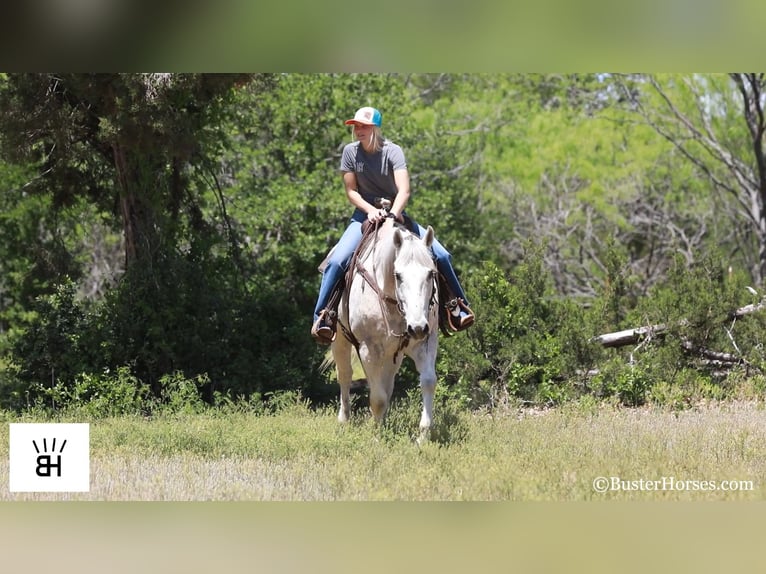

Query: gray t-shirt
340,140,407,206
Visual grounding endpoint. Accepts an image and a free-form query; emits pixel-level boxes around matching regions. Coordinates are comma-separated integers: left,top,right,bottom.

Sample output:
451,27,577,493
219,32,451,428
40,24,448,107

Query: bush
437,249,602,409
590,253,766,406
9,279,99,393
589,356,652,406
2,238,328,412
31,366,151,417
155,371,210,415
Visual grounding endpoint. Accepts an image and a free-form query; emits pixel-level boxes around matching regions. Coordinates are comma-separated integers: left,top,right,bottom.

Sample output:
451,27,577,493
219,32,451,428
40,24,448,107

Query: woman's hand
367,208,389,223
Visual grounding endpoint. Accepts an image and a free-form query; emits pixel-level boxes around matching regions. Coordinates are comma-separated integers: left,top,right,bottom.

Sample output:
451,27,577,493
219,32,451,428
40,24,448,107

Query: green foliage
0,188,92,353
33,366,150,417
648,371,728,410
10,279,95,391
589,357,653,406
632,254,747,354
3,73,766,417
18,367,239,419
595,239,634,330
438,247,600,409
156,372,209,415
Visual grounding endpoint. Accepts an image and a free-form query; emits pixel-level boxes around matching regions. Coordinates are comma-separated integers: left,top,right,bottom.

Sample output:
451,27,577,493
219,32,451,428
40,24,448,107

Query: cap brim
345,119,375,126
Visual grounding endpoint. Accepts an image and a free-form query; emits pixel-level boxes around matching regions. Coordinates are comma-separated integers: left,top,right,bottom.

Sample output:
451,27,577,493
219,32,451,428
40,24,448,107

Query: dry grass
1,399,765,500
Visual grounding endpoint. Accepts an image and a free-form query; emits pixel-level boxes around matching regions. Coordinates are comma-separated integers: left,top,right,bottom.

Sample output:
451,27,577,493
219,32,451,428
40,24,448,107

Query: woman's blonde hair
353,125,385,153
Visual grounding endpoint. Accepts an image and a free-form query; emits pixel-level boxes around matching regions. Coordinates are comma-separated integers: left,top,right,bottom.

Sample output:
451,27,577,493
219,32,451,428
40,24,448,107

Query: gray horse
331,218,439,439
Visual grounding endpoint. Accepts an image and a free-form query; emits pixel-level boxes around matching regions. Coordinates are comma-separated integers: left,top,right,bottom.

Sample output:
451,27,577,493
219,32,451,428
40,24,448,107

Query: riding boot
438,273,475,333
445,297,475,331
311,308,337,345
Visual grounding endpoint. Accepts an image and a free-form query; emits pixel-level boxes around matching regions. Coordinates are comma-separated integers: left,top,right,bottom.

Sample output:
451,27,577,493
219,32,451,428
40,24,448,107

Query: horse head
392,225,437,341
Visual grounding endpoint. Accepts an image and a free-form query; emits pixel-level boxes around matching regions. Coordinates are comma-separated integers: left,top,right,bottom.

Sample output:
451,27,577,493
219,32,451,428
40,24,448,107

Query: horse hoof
415,428,431,446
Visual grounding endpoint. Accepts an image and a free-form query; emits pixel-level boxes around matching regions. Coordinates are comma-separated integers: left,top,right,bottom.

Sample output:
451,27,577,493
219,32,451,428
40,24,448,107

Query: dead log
591,324,667,348
593,296,766,349
591,295,766,375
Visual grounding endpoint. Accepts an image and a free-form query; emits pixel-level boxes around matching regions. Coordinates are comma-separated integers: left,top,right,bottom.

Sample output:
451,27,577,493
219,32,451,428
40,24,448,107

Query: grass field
2,396,765,501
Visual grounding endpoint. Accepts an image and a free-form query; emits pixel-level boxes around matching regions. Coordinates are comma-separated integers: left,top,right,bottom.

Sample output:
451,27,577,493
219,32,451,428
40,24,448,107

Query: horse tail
319,349,365,380
319,349,335,374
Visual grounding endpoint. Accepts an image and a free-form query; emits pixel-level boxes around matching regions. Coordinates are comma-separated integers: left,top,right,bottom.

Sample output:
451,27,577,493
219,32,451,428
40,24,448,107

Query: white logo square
9,423,90,492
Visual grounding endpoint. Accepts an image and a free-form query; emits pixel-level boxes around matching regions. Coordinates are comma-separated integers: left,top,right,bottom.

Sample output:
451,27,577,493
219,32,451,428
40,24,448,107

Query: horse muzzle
407,322,430,340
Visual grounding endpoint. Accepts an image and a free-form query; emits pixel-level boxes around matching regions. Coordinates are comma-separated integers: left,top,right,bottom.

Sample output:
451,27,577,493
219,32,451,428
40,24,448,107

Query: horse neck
357,220,397,295
372,230,397,296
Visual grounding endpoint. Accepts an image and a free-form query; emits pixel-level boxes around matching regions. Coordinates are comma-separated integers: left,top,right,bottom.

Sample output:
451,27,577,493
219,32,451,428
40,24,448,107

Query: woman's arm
389,168,411,222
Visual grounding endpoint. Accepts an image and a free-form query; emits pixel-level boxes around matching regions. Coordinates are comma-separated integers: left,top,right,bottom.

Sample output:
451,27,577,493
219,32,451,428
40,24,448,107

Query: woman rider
311,106,474,344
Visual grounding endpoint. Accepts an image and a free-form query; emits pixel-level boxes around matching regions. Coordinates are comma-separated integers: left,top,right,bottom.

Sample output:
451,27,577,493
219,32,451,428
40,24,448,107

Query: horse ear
423,226,435,248
393,228,404,249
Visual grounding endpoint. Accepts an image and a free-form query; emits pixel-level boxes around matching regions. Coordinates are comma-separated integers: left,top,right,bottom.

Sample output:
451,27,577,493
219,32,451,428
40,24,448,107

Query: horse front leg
408,336,438,441
360,344,398,425
418,369,436,441
332,337,354,423
369,369,397,425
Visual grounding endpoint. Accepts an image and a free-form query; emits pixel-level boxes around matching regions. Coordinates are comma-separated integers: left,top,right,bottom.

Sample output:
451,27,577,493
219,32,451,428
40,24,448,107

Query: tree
0,73,260,269
0,74,276,397
615,74,766,284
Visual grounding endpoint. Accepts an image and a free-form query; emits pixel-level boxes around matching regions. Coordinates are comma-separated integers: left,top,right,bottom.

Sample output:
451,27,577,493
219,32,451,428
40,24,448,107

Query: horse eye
394,272,402,282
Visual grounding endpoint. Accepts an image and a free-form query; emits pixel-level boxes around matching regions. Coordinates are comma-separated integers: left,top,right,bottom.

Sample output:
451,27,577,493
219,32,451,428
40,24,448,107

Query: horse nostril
407,324,429,339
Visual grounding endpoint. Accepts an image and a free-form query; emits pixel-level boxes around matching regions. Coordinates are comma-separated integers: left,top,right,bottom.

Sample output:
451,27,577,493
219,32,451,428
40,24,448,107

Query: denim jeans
313,210,470,322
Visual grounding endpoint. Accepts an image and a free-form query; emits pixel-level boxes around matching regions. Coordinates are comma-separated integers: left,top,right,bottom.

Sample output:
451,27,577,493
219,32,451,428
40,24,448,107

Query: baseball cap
344,107,382,127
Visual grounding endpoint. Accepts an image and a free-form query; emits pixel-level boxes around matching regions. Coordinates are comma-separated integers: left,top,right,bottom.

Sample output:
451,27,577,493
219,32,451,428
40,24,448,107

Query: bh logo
33,437,66,477
9,423,90,492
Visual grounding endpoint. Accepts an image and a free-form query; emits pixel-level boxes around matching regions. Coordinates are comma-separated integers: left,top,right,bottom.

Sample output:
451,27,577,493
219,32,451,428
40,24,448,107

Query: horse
331,217,439,439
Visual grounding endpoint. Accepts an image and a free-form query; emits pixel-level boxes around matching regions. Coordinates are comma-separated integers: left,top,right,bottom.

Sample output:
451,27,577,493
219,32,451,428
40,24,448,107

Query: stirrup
445,298,475,332
311,309,337,345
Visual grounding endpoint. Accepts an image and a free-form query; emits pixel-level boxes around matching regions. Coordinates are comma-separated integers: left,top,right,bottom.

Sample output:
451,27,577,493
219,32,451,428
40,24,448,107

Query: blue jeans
313,210,470,322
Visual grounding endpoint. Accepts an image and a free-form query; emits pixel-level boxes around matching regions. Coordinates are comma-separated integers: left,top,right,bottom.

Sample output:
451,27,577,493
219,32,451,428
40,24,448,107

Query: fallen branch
732,299,766,318
679,339,749,366
590,295,766,376
593,296,766,349
591,324,667,348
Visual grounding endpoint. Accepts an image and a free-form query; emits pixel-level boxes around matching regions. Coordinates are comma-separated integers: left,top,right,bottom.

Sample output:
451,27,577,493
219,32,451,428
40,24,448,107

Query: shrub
156,371,210,415
9,279,99,393
437,248,602,409
32,366,151,417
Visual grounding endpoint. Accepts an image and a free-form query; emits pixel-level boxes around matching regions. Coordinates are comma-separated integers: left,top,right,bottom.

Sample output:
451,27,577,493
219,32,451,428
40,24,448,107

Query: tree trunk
113,141,160,268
